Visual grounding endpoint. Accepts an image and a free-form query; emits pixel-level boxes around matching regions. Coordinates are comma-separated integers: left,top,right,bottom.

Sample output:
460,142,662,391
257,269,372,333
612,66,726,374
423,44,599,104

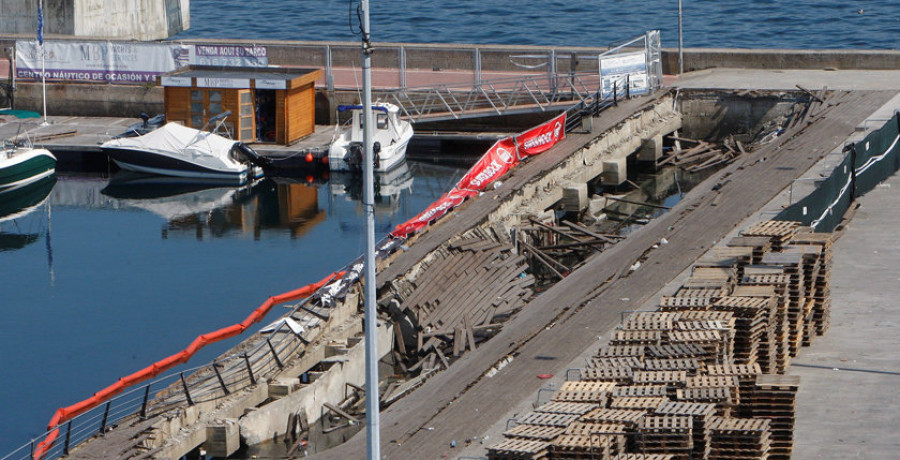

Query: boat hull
329,135,411,173
103,147,262,185
0,149,57,193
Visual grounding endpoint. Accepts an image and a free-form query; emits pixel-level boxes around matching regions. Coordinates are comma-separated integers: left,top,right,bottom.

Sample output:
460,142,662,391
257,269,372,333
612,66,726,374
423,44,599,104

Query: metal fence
776,112,900,231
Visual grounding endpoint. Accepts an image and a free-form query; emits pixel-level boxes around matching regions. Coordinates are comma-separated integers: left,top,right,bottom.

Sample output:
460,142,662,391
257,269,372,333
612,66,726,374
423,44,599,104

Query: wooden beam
560,220,619,243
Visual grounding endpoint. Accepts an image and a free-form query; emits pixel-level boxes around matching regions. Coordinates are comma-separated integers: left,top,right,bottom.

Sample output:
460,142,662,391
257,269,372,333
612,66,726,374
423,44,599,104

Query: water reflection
81,160,425,241
0,174,56,252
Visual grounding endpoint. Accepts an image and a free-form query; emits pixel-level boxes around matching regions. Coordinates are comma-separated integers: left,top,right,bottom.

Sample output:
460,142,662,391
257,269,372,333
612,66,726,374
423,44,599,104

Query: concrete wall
679,90,808,142
661,48,900,74
12,80,164,116
239,323,394,446
0,0,188,40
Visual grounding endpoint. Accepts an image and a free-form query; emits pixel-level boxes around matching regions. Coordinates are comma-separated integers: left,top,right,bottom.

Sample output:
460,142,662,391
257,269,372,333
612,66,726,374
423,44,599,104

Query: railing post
63,421,72,456
613,81,618,106
244,353,257,385
180,372,194,406
30,439,34,460
399,45,407,90
140,384,150,418
474,48,481,87
213,361,231,395
99,401,111,434
267,338,284,369
626,74,631,99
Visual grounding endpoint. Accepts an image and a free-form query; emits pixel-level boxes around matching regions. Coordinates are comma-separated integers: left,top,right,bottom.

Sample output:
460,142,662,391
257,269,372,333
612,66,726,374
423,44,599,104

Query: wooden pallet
535,401,601,415
517,412,581,427
503,424,566,441
633,370,689,387
552,381,616,403
582,366,635,384
487,438,549,459
580,408,647,427
609,396,668,411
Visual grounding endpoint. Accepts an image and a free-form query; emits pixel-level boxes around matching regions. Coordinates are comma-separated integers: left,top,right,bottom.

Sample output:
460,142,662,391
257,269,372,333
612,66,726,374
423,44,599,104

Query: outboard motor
345,141,365,171
373,141,381,169
232,142,271,168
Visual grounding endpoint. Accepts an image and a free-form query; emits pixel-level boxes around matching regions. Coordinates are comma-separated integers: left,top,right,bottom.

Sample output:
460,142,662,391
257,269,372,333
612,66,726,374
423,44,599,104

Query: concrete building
0,0,189,41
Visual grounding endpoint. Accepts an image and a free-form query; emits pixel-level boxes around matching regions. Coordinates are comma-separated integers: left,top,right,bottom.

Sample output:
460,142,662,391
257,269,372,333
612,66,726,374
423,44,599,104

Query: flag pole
39,0,48,125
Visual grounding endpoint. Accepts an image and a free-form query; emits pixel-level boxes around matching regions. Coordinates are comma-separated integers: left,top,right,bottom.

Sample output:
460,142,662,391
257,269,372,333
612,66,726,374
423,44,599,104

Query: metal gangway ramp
374,31,662,123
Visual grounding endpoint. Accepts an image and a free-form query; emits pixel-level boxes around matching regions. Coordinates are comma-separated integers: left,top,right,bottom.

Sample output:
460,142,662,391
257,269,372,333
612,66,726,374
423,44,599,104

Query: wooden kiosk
159,66,323,145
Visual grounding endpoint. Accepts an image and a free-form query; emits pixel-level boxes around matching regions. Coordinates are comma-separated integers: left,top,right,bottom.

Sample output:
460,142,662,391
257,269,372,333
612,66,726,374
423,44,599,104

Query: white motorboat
0,140,57,194
100,113,265,185
327,102,413,172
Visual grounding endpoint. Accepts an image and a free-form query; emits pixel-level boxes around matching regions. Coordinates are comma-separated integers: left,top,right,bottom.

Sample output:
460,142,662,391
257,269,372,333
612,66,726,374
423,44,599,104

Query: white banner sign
599,51,649,98
16,40,192,84
254,79,286,90
15,41,269,85
193,44,268,67
196,77,250,89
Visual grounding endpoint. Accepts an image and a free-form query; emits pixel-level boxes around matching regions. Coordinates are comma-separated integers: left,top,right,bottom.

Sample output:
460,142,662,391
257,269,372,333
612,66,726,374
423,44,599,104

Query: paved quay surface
791,173,900,460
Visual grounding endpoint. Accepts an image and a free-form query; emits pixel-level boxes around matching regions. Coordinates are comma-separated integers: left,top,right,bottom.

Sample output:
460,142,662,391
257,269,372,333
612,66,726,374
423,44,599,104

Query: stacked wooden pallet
791,229,833,335
552,381,615,405
548,434,613,460
759,252,807,357
726,236,773,265
750,375,799,460
740,273,791,373
485,221,832,460
705,364,762,418
741,221,799,252
707,416,771,459
710,297,774,371
488,438,550,460
676,387,735,417
636,415,694,460
654,401,716,460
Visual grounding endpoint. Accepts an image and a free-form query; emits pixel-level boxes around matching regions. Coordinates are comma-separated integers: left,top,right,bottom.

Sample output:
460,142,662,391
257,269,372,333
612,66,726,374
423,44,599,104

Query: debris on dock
387,227,534,381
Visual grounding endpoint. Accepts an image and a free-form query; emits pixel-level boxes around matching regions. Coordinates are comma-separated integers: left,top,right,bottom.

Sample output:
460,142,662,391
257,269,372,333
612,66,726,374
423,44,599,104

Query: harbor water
176,0,900,49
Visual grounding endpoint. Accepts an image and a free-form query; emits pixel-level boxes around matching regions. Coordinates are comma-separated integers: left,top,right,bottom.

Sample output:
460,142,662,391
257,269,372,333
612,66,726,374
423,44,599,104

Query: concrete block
204,420,240,458
560,183,588,212
268,381,296,399
601,157,628,186
637,134,664,163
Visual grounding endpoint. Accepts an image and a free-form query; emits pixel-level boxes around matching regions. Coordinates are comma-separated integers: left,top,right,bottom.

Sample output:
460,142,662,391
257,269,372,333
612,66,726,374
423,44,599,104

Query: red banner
456,137,519,192
391,189,469,238
389,112,567,239
516,112,567,157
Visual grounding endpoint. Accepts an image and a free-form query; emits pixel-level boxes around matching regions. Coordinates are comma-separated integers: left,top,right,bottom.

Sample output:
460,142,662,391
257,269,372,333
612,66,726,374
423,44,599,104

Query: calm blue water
0,163,464,453
175,0,900,49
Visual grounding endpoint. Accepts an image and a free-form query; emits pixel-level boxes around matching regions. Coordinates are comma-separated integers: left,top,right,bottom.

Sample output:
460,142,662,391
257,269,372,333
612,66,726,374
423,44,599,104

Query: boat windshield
359,112,389,131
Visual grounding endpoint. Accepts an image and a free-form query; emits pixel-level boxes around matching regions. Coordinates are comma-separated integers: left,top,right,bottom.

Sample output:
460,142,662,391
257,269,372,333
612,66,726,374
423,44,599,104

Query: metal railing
377,71,604,123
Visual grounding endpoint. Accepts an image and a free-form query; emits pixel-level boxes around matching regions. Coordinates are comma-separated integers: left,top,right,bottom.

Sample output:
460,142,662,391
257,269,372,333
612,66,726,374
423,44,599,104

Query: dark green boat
0,144,57,193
